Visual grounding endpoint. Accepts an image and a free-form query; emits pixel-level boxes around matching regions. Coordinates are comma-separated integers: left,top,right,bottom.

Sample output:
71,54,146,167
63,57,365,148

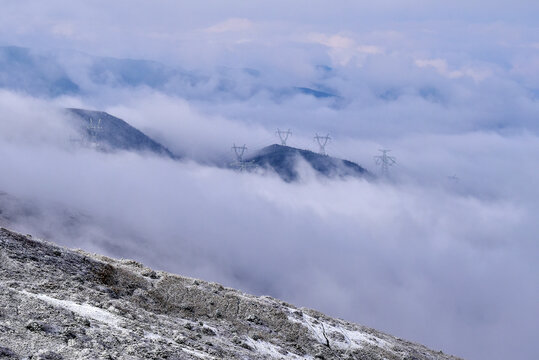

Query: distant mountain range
0,46,340,103
246,144,371,181
66,108,371,181
0,44,452,115
66,108,371,180
67,108,177,159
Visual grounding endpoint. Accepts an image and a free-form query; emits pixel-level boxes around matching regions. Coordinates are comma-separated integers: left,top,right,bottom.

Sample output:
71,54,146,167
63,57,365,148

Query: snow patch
287,309,391,352
246,338,312,360
180,347,216,359
144,331,166,341
22,291,122,328
142,331,215,359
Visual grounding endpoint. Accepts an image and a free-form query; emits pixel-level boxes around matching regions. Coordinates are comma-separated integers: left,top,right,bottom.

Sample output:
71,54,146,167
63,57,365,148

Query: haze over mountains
65,106,371,181
0,2,538,359
0,46,340,104
1,43,538,360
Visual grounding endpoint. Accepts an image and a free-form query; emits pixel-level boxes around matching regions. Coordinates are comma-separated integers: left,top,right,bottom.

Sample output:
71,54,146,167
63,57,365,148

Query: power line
276,129,292,146
374,149,396,177
314,133,331,155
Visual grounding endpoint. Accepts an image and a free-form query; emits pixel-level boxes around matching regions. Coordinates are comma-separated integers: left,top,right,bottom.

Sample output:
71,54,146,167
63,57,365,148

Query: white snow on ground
142,331,219,359
180,347,217,359
22,291,122,328
21,291,218,359
342,325,392,350
144,331,167,341
246,338,313,360
287,310,392,353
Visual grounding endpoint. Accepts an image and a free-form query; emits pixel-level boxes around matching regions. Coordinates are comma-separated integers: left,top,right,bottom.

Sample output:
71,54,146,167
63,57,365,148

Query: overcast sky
0,2,538,360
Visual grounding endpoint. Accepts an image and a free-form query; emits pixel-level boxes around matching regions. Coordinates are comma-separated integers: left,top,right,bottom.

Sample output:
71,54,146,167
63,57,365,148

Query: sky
0,2,538,360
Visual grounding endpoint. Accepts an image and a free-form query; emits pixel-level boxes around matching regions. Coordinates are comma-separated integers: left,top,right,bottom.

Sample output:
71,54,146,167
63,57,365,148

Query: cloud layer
1,2,538,360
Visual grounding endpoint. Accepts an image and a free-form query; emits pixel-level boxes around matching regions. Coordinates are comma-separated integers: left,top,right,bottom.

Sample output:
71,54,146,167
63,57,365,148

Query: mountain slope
246,144,371,182
0,227,461,360
67,108,177,159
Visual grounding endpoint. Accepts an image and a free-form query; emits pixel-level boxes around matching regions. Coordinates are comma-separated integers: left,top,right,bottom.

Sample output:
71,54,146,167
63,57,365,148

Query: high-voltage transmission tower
87,118,103,146
374,149,396,177
276,129,292,146
231,144,256,172
314,133,331,155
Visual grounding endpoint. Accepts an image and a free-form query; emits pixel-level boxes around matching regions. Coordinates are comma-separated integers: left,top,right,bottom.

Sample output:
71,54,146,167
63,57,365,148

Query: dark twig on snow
321,323,331,349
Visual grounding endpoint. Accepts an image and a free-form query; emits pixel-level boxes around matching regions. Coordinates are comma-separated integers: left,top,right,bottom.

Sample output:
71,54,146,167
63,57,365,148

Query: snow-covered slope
0,227,461,359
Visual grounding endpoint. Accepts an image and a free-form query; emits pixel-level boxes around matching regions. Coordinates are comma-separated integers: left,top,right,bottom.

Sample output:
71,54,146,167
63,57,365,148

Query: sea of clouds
1,2,538,359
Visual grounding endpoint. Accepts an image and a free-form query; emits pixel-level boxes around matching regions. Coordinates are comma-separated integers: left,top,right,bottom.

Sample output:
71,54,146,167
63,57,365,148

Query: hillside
67,108,177,159
246,144,371,182
0,227,461,360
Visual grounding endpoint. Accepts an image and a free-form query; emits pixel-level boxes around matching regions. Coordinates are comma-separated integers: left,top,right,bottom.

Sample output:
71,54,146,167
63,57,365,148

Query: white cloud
307,33,356,49
305,33,384,66
356,44,383,55
415,58,492,82
1,92,537,360
204,18,254,33
51,22,75,37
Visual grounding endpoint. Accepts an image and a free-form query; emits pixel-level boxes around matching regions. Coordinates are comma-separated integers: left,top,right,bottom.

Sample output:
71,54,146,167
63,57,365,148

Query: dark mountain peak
255,143,292,155
246,144,371,182
66,108,177,159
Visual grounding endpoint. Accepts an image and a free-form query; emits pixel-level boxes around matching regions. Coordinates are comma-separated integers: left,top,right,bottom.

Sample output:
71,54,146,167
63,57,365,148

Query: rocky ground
0,227,463,360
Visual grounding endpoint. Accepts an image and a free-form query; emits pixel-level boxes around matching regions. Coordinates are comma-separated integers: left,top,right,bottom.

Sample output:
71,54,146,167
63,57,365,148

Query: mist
1,2,538,360
1,90,537,360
